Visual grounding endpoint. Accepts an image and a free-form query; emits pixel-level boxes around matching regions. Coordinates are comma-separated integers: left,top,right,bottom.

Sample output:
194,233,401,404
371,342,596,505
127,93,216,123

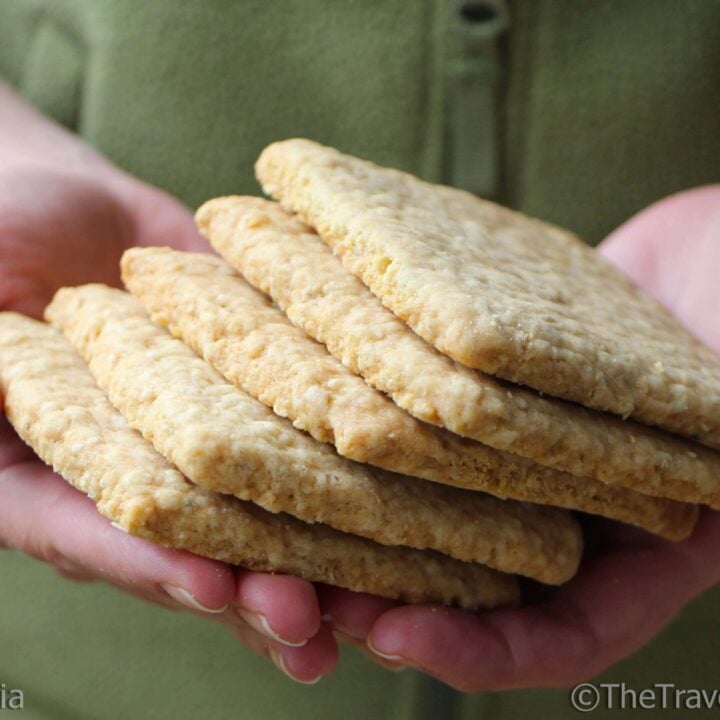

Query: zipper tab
446,0,509,198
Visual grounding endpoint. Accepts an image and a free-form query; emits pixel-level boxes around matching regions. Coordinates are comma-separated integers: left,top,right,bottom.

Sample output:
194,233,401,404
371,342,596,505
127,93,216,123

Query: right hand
0,82,338,682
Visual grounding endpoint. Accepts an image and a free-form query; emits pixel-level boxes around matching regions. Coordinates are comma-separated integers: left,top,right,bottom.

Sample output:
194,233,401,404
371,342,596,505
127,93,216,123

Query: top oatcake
256,139,720,448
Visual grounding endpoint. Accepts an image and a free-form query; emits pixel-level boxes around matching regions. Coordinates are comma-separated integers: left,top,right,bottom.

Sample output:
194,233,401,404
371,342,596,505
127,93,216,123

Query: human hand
318,185,720,691
0,85,337,683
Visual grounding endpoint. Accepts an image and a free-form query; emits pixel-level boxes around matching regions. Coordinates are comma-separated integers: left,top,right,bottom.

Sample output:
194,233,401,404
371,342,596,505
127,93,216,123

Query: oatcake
194,196,717,514
122,246,697,541
256,139,720,450
46,286,584,583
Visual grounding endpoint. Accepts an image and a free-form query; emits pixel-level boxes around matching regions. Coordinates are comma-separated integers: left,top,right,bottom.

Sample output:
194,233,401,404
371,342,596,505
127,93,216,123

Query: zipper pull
446,0,509,198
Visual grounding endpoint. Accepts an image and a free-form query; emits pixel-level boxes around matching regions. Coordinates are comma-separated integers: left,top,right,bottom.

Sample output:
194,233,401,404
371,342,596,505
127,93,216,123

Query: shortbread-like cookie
121,247,697,541
45,286,584,583
0,313,517,609
196,197,720,511
256,139,720,449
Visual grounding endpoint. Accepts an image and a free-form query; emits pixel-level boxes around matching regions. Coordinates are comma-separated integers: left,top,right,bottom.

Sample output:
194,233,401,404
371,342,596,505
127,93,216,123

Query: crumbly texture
190,200,700,533
46,286,582,584
256,139,720,450
123,247,472,471
195,197,720,511
0,312,518,609
122,249,694,542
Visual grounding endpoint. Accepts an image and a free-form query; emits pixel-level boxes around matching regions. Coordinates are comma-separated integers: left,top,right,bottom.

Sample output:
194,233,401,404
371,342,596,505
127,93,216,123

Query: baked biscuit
256,139,720,450
46,286,583,583
196,197,720,510
0,312,518,608
122,246,696,541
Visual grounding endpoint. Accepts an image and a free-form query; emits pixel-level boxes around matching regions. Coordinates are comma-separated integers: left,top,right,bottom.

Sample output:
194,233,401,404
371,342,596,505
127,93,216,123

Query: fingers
230,580,392,680
230,571,339,682
0,416,339,681
225,612,338,684
269,624,338,684
365,512,720,692
236,570,321,647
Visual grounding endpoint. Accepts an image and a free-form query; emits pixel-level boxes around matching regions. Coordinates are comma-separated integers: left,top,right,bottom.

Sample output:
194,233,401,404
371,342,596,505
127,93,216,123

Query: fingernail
161,583,228,613
366,636,406,664
269,647,322,685
333,631,406,671
237,608,307,648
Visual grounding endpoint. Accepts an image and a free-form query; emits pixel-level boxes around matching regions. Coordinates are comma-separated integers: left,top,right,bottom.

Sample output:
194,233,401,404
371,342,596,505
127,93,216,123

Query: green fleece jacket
1,1,719,719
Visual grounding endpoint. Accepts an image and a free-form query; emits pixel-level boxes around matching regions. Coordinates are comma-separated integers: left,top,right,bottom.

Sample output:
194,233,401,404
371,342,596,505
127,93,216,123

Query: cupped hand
0,160,337,684
319,184,720,692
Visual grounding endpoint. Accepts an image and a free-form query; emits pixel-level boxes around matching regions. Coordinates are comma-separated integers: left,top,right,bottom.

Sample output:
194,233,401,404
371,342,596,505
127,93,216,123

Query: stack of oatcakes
2,140,718,610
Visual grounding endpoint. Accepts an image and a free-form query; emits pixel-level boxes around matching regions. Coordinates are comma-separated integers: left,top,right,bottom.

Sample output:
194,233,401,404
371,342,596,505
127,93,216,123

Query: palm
320,185,720,691
601,184,720,355
0,167,207,317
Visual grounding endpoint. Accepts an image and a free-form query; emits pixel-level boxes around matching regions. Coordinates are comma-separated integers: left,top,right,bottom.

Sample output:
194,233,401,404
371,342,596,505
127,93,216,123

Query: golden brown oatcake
46,286,582,584
0,313,517,609
256,139,720,449
195,196,720,512
121,246,696,542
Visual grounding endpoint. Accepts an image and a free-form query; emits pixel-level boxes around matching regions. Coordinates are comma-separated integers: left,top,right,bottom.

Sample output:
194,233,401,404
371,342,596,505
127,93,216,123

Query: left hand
318,184,720,691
